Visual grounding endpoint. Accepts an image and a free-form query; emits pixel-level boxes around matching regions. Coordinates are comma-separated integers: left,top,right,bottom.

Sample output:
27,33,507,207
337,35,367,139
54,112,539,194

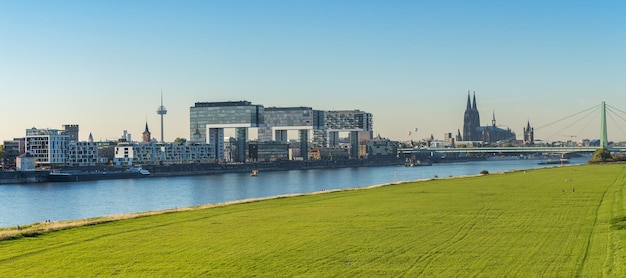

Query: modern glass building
257,107,324,160
189,101,264,162
316,110,373,158
258,107,324,142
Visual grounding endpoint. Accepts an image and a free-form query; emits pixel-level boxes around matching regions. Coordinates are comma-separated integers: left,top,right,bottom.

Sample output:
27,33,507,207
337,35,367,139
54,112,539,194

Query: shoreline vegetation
1,163,624,276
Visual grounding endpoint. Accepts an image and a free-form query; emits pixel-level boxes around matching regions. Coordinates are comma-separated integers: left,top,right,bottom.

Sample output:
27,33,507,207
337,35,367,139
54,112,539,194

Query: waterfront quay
0,158,405,184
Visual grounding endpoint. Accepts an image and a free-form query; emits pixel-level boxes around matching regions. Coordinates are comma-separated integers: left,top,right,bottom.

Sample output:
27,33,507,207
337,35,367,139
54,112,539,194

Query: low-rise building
2,138,25,168
16,153,36,171
366,135,398,158
114,141,215,166
308,147,350,160
67,141,98,166
248,142,289,162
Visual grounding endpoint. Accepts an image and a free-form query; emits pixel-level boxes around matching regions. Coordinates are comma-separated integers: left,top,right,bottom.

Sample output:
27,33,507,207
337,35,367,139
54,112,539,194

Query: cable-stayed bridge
400,101,626,156
399,146,626,156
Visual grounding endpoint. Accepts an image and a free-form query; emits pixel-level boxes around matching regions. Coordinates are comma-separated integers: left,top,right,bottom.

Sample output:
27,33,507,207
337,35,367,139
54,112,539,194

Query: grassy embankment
0,164,625,276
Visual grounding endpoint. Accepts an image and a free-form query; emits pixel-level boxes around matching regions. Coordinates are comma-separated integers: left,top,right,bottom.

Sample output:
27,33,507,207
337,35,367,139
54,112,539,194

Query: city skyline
1,1,625,143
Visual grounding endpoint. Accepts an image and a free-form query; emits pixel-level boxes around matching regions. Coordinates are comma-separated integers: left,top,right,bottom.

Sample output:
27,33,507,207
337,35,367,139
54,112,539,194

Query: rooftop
193,101,256,108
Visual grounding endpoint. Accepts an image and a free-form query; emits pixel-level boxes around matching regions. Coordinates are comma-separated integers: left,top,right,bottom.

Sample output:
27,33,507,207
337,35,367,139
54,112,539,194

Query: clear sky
1,1,625,143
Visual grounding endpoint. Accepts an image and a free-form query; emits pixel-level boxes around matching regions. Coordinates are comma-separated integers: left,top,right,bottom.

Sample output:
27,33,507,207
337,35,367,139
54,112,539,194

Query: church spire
472,91,478,111
466,91,472,110
142,120,152,143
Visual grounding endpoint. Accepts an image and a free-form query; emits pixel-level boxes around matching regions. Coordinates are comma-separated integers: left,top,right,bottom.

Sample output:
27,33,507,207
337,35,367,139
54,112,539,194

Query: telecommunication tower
157,92,167,142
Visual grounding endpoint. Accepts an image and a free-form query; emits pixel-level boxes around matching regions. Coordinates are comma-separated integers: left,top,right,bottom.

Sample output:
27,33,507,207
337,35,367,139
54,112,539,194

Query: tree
589,148,613,163
174,138,187,143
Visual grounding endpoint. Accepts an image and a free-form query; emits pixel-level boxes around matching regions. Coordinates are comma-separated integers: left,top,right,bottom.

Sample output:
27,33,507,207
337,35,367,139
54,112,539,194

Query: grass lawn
0,164,625,277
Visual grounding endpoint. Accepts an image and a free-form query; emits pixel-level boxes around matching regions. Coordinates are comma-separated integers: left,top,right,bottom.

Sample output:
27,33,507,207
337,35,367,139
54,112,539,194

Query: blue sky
1,1,625,142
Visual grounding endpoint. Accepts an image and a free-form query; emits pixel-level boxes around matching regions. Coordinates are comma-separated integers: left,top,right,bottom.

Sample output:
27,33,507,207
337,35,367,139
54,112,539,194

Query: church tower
463,91,481,141
192,124,202,143
523,121,534,145
142,121,152,143
472,92,480,128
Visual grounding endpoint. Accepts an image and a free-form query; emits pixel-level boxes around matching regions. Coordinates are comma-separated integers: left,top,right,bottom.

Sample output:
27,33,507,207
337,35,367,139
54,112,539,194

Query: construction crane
560,135,578,141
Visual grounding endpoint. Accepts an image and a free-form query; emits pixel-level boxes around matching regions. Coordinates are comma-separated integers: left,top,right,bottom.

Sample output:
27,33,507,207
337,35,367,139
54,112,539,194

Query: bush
613,153,626,162
589,148,613,163
480,170,489,175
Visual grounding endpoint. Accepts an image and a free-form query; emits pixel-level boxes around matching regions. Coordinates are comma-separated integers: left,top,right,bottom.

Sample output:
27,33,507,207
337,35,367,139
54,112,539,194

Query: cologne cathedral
457,92,516,143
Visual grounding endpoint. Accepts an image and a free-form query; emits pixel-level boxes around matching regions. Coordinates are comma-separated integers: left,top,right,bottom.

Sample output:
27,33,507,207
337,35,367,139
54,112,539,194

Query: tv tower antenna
157,90,167,142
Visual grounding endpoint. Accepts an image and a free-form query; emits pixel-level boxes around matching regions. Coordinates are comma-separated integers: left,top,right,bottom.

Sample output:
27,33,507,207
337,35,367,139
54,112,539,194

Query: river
0,157,588,227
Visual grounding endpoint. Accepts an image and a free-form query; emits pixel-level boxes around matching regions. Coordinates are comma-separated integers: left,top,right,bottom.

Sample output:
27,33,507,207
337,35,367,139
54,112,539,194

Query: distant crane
560,135,577,141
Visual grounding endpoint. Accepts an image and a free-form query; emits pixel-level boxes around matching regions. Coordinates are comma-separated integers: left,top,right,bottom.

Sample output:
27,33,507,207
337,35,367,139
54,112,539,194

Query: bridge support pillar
601,101,608,149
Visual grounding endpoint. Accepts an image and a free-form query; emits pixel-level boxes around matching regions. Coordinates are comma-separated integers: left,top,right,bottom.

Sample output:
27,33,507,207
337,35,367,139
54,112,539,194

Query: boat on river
49,167,150,182
404,160,432,167
538,158,569,165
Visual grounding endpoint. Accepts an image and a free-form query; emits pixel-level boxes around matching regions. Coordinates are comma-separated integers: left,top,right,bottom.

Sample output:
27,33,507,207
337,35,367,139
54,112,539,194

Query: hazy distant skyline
1,1,625,143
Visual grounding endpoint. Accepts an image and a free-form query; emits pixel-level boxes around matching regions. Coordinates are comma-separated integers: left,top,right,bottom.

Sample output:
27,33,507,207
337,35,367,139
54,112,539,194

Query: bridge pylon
601,101,608,149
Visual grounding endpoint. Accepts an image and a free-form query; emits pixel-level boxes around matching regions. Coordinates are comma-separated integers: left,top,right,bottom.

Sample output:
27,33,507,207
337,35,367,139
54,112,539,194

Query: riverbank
0,164,623,276
0,162,562,239
1,157,592,228
0,178,403,240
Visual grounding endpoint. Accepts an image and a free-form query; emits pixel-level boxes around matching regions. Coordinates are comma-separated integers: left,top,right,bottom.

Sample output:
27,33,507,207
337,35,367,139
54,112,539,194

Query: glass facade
258,107,324,142
314,110,373,148
324,110,373,131
189,101,264,143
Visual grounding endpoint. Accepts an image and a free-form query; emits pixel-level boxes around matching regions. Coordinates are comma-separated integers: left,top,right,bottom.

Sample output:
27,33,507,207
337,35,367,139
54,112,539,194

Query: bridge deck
399,147,626,154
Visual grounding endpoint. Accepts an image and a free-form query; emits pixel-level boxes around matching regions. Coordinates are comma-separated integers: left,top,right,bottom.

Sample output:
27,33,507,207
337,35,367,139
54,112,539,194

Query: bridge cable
606,104,626,117
575,109,600,139
606,107,626,139
558,107,598,140
534,104,600,131
606,106,626,123
538,105,599,141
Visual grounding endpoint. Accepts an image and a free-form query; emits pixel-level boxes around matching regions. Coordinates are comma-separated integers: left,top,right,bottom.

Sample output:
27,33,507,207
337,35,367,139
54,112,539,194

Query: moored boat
538,158,569,165
49,167,150,182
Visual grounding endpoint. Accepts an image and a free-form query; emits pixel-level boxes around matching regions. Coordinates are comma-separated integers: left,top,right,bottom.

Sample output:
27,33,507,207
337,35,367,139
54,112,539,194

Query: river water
0,158,588,227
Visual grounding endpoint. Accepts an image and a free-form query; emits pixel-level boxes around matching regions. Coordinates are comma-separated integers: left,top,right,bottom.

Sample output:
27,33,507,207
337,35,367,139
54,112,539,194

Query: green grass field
1,164,625,277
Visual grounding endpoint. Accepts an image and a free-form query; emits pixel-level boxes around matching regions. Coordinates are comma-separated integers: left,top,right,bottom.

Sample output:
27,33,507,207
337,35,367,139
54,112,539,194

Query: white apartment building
24,125,96,167
67,141,98,166
114,141,215,166
25,128,70,166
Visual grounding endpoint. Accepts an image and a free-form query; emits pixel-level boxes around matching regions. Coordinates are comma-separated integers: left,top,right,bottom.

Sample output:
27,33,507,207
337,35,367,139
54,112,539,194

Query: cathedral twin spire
461,92,526,144
466,91,478,111
463,91,481,141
